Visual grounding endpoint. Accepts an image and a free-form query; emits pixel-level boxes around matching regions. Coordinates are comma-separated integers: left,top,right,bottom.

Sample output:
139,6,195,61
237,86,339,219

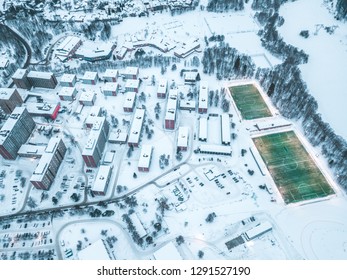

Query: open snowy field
278,0,347,140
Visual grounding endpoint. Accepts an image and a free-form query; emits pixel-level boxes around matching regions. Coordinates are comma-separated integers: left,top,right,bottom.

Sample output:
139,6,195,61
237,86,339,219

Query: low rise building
56,36,82,58
177,126,189,151
164,90,178,130
0,88,23,114
128,108,145,147
85,106,102,128
78,239,114,260
199,117,207,142
198,81,208,113
60,73,77,87
79,91,96,106
102,82,119,96
82,71,98,85
103,69,118,82
75,41,115,62
123,92,136,113
174,40,200,58
198,144,232,156
157,79,167,98
92,165,112,196
58,87,77,101
125,79,140,93
108,131,128,144
184,71,199,85
138,145,153,172
153,242,183,260
18,144,45,158
179,100,196,111
221,113,231,145
123,66,139,80
25,102,60,120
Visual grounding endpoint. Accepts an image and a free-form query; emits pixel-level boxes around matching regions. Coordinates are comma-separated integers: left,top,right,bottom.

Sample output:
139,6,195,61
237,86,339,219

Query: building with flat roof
85,106,102,128
174,40,200,58
177,126,189,151
108,131,128,144
92,165,112,196
199,117,207,142
60,73,77,87
58,87,77,101
198,81,208,114
25,102,60,120
165,90,178,130
75,41,115,62
82,117,110,167
153,242,183,260
103,82,119,96
82,71,98,85
79,91,96,106
27,71,58,89
56,36,82,58
123,66,139,80
138,145,153,172
199,144,231,156
30,137,66,190
179,100,196,111
184,71,199,85
129,213,147,238
123,92,136,113
78,239,114,260
125,79,140,93
0,107,35,160
221,114,231,145
103,69,118,82
0,88,23,114
18,144,45,158
244,221,272,241
157,79,167,98
128,108,145,147
12,68,32,89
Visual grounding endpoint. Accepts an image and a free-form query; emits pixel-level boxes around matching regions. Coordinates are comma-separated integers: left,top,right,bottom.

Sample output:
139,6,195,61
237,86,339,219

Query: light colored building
108,131,128,144
184,71,199,84
60,73,77,87
179,100,196,111
78,239,114,260
58,87,77,101
138,145,153,172
92,165,112,196
123,66,139,80
157,79,167,98
244,221,272,241
24,102,60,120
174,40,200,58
123,92,136,113
0,58,9,70
177,126,189,151
198,81,208,113
85,106,102,128
82,71,98,85
129,213,147,238
103,69,118,82
56,36,82,58
102,82,119,96
79,91,96,106
199,117,207,142
125,79,140,93
75,41,115,62
164,90,178,130
128,108,145,147
18,144,45,158
153,242,183,260
0,88,23,114
221,114,231,145
199,144,231,156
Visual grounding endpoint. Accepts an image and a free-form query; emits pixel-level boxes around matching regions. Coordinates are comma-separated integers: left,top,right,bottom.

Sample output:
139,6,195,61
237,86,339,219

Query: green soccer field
253,131,334,204
229,84,272,120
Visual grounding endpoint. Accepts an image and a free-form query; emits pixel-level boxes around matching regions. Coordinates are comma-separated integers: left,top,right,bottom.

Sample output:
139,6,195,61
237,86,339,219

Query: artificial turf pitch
253,131,334,204
229,84,272,120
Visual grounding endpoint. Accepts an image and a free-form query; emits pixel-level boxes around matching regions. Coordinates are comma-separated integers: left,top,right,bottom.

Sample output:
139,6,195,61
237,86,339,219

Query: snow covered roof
165,90,178,121
138,145,153,169
245,221,272,240
123,92,136,109
153,242,183,260
79,91,95,102
177,126,189,148
125,79,140,89
12,68,28,79
199,117,207,140
18,144,45,158
128,108,145,144
88,106,102,118
103,82,119,92
129,213,147,238
199,144,231,155
103,69,118,79
78,239,111,260
0,88,18,100
93,165,112,193
184,71,198,81
24,102,58,116
0,58,9,68
27,71,54,80
56,36,81,56
59,87,76,97
199,81,208,110
124,66,139,76
76,41,115,59
60,73,76,83
83,71,98,81
0,107,27,144
221,114,231,144
108,131,128,143
157,79,167,94
82,117,107,156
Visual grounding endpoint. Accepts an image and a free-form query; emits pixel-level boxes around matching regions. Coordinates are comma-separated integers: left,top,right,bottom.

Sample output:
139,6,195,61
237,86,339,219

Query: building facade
27,71,58,89
12,68,32,90
0,88,23,114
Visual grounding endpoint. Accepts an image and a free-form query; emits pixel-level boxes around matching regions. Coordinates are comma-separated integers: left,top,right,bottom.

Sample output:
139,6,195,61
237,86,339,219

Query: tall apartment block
82,117,110,168
0,107,35,160
27,71,58,89
30,137,67,190
12,68,32,90
0,88,23,114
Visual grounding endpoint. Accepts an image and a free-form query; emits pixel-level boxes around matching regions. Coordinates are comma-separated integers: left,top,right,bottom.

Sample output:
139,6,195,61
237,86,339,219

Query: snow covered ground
278,0,347,140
